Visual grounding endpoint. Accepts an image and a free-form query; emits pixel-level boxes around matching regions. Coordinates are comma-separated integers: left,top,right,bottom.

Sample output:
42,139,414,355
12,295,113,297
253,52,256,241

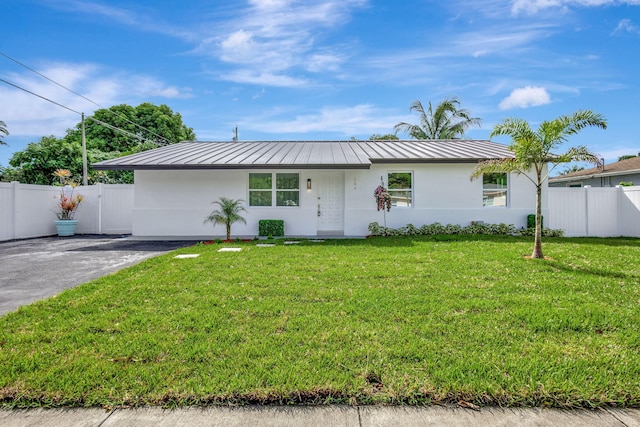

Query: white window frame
248,172,300,207
387,171,413,208
482,173,508,208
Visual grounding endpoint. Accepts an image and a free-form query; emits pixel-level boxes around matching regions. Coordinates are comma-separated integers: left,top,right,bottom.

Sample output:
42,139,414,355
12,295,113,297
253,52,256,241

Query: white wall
0,182,133,241
343,164,543,236
133,165,542,237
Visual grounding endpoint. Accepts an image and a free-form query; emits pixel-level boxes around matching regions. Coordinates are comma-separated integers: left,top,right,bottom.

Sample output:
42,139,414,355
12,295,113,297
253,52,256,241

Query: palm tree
471,110,607,259
0,121,8,145
204,197,247,240
394,97,481,139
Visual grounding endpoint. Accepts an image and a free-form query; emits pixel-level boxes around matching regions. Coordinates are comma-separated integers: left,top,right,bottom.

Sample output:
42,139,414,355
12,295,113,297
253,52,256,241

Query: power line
0,77,82,115
0,51,175,145
0,77,165,146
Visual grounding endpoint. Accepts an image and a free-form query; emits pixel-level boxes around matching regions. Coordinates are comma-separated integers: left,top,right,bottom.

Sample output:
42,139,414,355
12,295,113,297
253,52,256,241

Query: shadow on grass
545,259,635,280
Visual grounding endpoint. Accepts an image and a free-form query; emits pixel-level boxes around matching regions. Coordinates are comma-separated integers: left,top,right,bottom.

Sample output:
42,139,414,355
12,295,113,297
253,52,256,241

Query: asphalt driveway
0,235,195,315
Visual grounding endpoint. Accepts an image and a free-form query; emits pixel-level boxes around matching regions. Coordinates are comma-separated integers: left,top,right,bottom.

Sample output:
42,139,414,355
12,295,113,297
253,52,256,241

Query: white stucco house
93,140,546,238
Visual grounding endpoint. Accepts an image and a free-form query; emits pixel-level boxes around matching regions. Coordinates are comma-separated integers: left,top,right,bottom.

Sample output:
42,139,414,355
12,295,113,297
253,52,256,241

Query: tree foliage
471,110,607,259
369,133,399,141
1,103,195,185
394,97,481,139
6,136,83,185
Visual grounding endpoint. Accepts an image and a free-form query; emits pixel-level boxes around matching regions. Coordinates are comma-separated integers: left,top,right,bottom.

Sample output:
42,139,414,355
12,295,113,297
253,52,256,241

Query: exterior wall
133,165,543,237
549,172,640,188
344,164,543,236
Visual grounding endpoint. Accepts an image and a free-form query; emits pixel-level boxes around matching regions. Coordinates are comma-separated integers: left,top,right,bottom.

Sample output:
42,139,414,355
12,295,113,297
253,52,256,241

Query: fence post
98,183,103,235
615,185,623,237
11,181,19,240
584,185,590,237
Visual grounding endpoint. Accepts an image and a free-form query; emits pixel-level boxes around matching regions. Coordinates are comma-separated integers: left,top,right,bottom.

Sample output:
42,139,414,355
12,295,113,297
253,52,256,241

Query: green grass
1,236,639,409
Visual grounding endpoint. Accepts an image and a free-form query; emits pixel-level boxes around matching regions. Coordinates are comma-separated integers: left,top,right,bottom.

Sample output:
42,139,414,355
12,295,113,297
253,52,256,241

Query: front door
316,172,345,235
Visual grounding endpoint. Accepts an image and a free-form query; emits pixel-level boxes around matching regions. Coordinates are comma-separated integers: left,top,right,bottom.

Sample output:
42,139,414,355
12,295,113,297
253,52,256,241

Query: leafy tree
66,103,196,153
618,154,637,162
204,197,247,241
5,103,195,184
369,133,399,141
394,97,481,139
7,136,83,185
0,120,8,145
471,110,607,259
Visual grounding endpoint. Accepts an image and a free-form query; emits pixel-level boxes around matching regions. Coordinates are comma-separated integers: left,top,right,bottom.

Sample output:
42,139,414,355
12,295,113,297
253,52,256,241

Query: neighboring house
549,156,640,188
93,140,545,238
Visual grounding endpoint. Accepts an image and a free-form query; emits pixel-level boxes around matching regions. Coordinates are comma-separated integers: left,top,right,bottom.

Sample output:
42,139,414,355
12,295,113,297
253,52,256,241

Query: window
276,173,299,206
388,172,413,207
249,172,299,207
249,173,272,206
483,173,507,207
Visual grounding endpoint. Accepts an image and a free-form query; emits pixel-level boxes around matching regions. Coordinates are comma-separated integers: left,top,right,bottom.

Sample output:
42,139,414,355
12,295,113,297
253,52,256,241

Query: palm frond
470,159,521,180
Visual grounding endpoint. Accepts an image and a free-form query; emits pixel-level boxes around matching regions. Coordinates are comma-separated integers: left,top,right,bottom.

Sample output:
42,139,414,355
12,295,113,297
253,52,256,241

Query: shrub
259,220,285,237
367,221,559,237
527,214,543,229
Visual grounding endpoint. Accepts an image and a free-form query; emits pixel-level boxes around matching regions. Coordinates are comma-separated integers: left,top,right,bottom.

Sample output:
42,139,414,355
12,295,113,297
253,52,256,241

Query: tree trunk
531,183,544,259
226,224,231,241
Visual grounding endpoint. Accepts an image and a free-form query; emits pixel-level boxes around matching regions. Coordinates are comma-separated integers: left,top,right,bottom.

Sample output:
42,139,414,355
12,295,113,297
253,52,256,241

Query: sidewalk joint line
603,407,630,427
97,408,118,427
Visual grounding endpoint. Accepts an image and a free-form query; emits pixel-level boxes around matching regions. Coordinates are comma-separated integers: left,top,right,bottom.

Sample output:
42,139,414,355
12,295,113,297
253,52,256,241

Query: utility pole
81,113,88,186
232,126,238,141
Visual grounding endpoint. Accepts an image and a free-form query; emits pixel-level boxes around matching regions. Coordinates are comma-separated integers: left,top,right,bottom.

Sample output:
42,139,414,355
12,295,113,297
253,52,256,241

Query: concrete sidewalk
1,405,639,426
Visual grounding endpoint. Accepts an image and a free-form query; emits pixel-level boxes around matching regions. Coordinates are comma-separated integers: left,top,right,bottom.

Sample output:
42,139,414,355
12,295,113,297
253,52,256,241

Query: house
549,156,640,188
93,140,545,238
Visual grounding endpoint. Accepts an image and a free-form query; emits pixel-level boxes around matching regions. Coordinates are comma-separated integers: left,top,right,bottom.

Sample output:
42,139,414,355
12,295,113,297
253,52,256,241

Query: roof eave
92,163,373,171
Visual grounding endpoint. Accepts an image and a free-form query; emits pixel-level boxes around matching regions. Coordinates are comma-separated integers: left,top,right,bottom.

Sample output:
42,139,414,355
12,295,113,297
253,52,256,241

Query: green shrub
519,227,564,237
367,221,557,237
259,220,285,237
527,214,543,229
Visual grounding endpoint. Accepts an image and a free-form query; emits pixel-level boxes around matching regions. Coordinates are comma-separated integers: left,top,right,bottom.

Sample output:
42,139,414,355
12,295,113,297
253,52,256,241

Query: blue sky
1,0,639,170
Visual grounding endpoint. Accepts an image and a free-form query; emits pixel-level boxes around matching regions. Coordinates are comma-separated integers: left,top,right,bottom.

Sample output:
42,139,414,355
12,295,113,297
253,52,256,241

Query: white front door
316,172,345,235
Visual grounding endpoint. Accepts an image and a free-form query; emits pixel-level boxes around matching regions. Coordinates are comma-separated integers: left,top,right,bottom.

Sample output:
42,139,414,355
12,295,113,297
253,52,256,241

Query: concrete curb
1,406,639,426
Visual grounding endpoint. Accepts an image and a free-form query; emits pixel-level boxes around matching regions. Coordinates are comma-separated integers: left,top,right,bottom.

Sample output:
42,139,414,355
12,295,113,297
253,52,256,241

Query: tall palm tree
204,197,247,240
394,97,481,139
471,110,607,259
0,121,8,145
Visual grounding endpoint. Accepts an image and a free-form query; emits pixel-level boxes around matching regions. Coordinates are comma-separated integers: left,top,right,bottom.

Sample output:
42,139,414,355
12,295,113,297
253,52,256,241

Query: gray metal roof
93,140,515,170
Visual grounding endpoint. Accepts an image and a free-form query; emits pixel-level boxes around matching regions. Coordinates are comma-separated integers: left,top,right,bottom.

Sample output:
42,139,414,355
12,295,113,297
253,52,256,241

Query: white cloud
499,86,551,110
219,70,309,87
511,0,640,15
195,0,367,86
0,62,193,137
243,104,402,135
612,19,640,35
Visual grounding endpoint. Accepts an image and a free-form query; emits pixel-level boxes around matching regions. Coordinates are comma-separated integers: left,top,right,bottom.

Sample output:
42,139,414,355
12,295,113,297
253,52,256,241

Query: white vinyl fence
548,186,640,237
0,182,133,241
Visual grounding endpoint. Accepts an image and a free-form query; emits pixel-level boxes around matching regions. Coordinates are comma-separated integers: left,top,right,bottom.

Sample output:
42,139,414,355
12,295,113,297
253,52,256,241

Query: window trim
387,170,413,208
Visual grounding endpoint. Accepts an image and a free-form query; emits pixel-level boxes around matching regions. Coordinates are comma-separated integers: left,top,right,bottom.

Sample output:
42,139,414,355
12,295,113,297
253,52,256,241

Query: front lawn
1,236,639,408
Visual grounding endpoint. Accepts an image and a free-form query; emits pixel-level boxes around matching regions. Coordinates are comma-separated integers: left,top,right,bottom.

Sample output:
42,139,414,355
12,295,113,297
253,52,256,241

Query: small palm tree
0,120,8,145
471,110,607,259
204,197,247,240
394,97,481,139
